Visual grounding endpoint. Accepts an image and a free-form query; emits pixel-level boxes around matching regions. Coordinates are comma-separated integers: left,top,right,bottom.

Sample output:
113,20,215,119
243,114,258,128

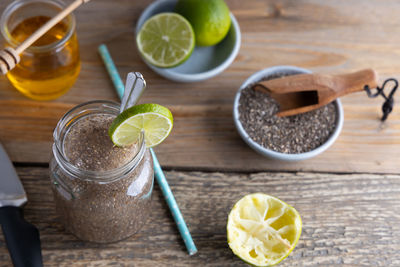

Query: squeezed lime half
227,193,302,266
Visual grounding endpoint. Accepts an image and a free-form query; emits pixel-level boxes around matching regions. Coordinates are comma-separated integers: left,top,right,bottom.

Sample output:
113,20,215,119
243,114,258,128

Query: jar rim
52,100,147,183
0,0,76,53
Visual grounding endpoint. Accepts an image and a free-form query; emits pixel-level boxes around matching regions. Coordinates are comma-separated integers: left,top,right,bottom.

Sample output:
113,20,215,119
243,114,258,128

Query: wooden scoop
254,69,378,117
0,0,91,75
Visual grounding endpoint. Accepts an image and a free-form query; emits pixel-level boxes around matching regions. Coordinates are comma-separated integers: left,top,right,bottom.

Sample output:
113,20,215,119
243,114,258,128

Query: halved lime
227,193,302,266
136,13,195,68
109,104,173,148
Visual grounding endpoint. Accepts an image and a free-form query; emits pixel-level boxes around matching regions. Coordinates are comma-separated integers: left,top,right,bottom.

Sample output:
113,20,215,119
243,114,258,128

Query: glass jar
50,100,154,243
0,0,80,100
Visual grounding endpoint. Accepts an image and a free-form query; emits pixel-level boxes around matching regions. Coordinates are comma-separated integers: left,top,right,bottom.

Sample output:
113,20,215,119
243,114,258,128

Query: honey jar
0,0,80,100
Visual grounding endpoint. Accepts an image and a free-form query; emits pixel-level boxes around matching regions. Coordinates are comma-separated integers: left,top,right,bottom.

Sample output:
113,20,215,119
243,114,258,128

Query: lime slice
109,104,173,148
227,193,302,267
136,13,195,68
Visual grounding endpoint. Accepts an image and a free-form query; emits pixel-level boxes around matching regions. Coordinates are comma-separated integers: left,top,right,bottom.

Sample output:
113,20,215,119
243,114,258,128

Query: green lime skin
175,0,231,46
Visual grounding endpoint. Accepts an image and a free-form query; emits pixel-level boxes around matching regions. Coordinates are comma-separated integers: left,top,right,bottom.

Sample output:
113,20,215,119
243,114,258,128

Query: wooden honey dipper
0,0,91,75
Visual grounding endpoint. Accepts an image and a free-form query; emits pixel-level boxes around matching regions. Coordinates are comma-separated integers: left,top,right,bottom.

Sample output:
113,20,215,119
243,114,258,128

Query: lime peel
175,0,231,46
227,193,302,266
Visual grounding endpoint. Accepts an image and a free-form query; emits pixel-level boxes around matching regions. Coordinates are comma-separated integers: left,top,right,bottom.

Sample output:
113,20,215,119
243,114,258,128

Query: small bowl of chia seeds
233,66,344,161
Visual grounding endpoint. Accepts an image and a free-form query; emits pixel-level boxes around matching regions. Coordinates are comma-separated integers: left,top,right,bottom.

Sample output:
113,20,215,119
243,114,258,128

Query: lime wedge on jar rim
227,193,302,266
136,12,195,68
109,103,173,148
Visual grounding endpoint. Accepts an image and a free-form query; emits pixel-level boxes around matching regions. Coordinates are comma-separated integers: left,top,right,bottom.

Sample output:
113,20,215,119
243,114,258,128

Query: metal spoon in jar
120,72,146,113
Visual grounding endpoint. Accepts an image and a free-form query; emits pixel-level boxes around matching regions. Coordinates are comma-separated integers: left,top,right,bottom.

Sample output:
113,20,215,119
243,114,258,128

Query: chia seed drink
50,100,153,243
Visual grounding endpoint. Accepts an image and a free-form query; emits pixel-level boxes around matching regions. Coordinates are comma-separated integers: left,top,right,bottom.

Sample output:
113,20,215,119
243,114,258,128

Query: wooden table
1,0,400,266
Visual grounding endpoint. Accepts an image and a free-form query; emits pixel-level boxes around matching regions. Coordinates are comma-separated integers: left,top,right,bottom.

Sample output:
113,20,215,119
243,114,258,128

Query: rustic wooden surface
0,168,399,266
1,0,400,173
1,0,400,266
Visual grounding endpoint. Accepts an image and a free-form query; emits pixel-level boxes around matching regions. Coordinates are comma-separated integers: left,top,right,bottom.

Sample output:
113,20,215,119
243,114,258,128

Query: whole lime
175,0,231,46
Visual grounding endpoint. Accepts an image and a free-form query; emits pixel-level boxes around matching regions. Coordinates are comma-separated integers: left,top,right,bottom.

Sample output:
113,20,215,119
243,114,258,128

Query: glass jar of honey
0,0,80,100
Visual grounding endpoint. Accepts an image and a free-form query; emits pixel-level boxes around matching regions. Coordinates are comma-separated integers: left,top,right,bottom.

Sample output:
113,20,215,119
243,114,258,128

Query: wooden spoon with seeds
253,69,378,117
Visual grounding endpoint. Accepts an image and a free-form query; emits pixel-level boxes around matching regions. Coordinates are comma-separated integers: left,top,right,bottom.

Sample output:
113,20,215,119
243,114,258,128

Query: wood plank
1,0,400,173
0,167,399,266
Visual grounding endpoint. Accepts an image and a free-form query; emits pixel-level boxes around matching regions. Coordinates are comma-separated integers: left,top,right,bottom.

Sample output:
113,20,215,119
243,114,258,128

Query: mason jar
0,0,80,100
50,100,154,243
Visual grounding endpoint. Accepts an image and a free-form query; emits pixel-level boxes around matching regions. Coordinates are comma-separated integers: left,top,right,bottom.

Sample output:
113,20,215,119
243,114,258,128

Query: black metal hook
364,78,398,121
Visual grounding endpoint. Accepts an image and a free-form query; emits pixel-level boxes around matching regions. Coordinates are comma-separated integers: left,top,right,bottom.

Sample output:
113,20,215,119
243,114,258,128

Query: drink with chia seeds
50,100,153,243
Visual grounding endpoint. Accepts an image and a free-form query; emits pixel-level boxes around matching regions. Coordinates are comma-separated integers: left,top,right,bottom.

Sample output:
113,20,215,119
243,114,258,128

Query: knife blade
0,143,43,267
0,144,27,208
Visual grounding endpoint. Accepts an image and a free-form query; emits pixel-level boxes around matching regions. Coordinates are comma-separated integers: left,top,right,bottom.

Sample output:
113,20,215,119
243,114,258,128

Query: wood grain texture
0,167,399,266
1,0,400,173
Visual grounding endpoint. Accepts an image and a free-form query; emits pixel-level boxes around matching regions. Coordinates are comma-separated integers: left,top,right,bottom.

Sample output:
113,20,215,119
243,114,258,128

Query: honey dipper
254,69,384,117
0,0,91,75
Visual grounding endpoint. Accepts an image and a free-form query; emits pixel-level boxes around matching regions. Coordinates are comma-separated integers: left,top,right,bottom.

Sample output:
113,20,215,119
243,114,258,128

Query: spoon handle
120,72,146,113
333,68,378,96
256,69,378,96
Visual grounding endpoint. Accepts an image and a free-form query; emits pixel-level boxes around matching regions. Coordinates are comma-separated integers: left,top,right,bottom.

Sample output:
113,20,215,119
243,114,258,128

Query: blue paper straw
98,44,125,99
98,44,197,256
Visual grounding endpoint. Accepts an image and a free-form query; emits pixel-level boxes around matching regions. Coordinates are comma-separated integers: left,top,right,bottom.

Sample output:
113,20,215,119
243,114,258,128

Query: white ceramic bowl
136,0,241,82
233,66,344,161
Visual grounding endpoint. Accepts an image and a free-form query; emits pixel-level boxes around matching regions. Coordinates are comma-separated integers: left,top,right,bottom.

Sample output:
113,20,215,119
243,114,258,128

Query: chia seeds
238,74,338,154
64,114,138,171
51,113,153,243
